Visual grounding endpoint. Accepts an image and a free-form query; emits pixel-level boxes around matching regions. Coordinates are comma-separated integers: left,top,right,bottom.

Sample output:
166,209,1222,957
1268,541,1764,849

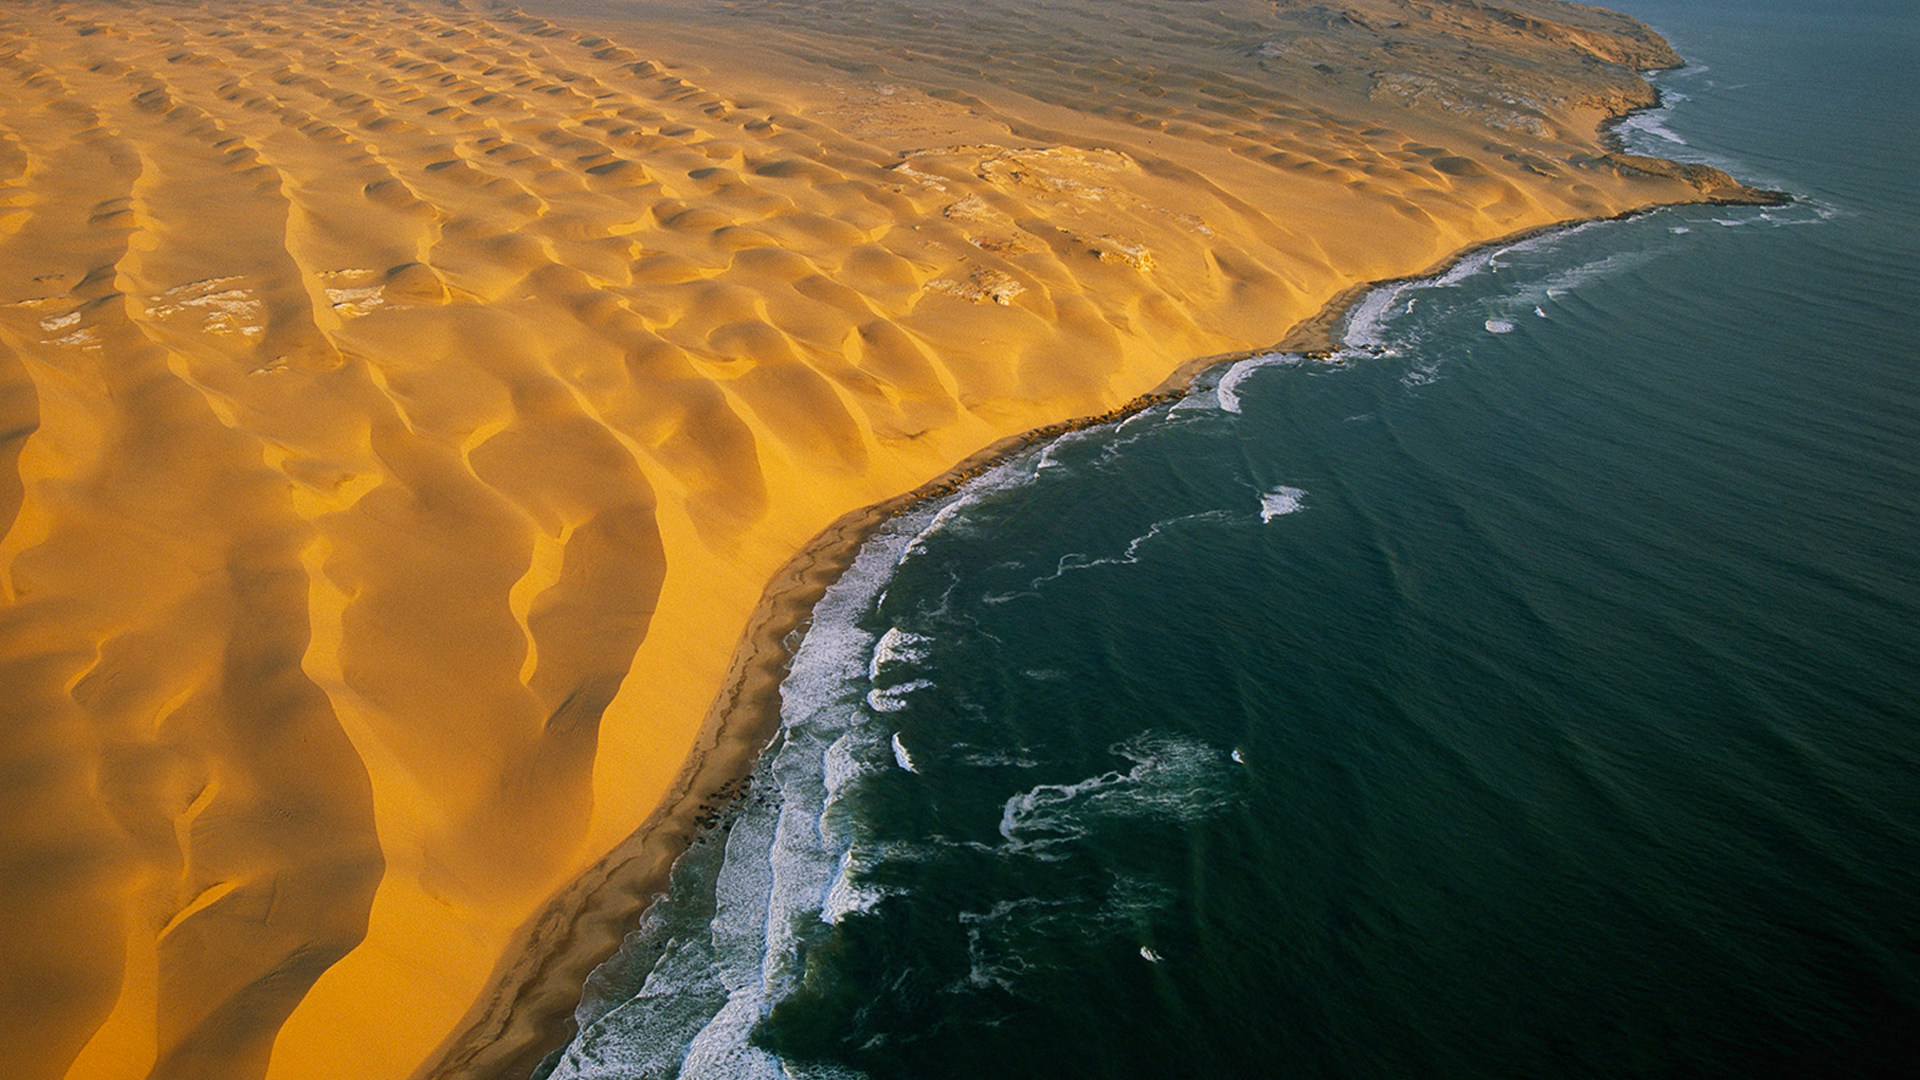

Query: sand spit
0,1,1756,1077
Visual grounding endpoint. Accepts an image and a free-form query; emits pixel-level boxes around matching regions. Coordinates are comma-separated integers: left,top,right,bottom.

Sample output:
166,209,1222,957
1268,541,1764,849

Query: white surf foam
677,991,785,1079
1616,66,1794,195
957,873,1181,994
1260,486,1307,522
993,511,1235,599
1215,352,1298,413
1616,110,1689,146
551,496,959,1079
1035,425,1109,472
997,732,1235,858
549,426,1249,1075
866,678,933,713
1342,240,1558,353
897,453,1040,564
951,745,1045,768
868,626,930,681
1434,249,1497,288
1460,247,1657,339
1341,280,1417,351
1094,406,1174,464
823,847,889,922
891,731,918,773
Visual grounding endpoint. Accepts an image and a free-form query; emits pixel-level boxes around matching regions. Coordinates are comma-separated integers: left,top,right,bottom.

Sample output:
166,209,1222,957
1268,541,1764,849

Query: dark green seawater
541,2,1920,1076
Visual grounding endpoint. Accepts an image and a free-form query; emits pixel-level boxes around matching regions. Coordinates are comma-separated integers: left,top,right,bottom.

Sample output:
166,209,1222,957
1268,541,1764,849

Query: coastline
1597,72,1794,208
421,176,1788,1080
415,351,1240,1080
1278,194,1787,358
0,2,1805,1076
1286,82,1792,358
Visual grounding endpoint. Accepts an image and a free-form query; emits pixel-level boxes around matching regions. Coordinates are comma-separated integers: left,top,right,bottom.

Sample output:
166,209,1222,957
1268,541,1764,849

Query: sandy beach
0,1,1777,1078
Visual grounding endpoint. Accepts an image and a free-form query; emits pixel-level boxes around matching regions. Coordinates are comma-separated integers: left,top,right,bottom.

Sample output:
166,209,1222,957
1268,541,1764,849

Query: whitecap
997,732,1235,856
822,731,879,799
1340,280,1415,350
1115,407,1160,436
1168,390,1225,417
897,456,1037,563
552,456,1049,1079
956,875,1183,995
823,847,889,922
1215,352,1297,414
1433,249,1497,287
1490,219,1602,261
1015,511,1234,593
677,991,787,1079
1480,249,1654,323
952,747,1044,768
1096,415,1160,464
961,901,1044,991
868,626,930,682
1344,226,1628,353
866,679,933,713
1260,486,1307,522
1617,111,1689,146
891,732,918,773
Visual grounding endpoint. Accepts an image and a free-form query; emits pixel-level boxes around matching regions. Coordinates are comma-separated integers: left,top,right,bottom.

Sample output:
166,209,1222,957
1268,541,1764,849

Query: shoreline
420,174,1787,1080
1278,192,1788,358
0,2,1811,1075
414,345,1243,1080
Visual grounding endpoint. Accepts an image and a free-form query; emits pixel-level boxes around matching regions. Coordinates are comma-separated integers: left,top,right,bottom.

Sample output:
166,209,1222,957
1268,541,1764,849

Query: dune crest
0,1,1769,1078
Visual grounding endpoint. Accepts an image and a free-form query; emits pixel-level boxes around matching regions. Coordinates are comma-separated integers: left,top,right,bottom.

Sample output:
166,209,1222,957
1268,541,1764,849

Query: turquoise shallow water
539,2,1920,1076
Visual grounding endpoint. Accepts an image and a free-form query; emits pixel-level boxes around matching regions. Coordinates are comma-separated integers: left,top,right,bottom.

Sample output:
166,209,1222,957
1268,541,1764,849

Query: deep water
540,1,1920,1076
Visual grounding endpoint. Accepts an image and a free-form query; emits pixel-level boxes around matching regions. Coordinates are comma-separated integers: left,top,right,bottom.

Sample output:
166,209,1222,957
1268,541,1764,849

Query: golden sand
0,1,1772,1077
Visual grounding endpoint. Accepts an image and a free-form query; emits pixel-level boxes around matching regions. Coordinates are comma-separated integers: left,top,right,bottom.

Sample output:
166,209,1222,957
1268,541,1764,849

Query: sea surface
539,1,1920,1076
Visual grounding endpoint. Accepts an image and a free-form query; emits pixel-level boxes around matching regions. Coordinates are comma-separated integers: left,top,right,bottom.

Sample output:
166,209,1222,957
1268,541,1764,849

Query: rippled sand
0,1,1755,1077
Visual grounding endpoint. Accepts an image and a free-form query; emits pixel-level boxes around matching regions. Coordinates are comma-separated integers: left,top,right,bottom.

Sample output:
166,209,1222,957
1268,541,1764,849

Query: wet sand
0,1,1768,1078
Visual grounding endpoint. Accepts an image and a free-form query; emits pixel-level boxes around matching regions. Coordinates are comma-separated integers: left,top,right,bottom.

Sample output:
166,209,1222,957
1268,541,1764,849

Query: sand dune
0,1,1772,1078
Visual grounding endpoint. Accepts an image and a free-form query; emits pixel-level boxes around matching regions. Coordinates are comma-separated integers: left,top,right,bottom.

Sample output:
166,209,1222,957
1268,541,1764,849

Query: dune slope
0,2,1767,1078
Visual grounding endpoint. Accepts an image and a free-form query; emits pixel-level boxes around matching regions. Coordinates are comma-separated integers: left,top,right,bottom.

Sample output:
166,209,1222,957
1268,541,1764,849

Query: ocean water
539,1,1920,1076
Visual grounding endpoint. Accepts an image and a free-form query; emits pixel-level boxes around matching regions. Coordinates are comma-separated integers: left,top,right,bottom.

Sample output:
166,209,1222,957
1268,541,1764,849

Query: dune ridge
0,1,1773,1078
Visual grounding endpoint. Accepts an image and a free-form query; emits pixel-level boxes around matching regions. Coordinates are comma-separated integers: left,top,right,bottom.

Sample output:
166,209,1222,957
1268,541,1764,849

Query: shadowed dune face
0,1,1707,1079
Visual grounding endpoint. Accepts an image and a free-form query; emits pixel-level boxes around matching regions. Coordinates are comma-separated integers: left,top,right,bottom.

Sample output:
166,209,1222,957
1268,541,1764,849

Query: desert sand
0,1,1775,1078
